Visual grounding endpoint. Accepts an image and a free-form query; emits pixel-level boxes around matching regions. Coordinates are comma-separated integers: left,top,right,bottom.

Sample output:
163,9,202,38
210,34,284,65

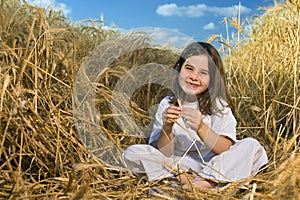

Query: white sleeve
211,106,237,142
148,96,171,147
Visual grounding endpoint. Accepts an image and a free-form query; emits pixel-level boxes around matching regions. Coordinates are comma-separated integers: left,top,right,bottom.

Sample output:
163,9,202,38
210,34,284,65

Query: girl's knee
124,144,140,154
238,137,263,150
123,144,155,161
243,137,259,144
123,144,142,160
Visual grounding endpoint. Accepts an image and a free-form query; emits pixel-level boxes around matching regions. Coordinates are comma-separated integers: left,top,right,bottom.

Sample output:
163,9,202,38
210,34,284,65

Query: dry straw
0,0,299,199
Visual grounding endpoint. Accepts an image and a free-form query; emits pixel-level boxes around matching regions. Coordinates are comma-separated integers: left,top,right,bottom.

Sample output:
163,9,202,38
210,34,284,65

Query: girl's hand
181,108,202,131
162,106,181,128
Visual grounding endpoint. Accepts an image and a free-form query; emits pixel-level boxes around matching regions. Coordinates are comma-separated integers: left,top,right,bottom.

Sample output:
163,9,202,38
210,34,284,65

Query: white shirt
148,96,237,161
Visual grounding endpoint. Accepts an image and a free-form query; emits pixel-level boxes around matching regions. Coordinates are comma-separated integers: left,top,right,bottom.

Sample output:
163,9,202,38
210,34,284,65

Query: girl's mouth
187,82,200,89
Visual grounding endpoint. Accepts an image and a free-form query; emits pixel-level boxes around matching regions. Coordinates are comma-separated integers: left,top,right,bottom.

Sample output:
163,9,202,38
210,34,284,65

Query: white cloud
156,3,206,17
203,22,215,30
156,3,251,18
26,0,71,15
123,27,194,51
208,5,251,16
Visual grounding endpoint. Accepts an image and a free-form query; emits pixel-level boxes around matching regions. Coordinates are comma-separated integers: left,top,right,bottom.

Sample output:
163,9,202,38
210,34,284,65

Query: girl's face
178,55,210,97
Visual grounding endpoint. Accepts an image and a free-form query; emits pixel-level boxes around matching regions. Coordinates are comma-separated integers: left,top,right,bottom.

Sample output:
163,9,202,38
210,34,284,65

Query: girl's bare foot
176,174,189,184
182,179,216,190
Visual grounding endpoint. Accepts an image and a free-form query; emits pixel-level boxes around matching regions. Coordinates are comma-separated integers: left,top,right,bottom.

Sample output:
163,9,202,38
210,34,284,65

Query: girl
122,42,268,189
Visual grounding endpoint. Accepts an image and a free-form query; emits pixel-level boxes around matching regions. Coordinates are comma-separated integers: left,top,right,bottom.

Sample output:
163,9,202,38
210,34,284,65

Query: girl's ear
175,63,180,71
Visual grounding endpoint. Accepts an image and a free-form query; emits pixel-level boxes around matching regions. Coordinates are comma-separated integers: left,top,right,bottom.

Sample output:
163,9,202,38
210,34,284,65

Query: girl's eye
185,65,193,70
200,71,209,76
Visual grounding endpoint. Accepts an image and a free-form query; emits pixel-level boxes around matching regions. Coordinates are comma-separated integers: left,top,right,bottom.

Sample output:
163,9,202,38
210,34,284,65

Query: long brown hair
170,42,234,115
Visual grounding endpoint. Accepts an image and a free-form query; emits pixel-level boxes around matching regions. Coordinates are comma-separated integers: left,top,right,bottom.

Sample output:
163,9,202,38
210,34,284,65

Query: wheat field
0,0,299,199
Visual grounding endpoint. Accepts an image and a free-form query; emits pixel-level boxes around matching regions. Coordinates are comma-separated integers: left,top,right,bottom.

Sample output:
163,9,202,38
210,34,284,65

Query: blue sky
27,0,275,44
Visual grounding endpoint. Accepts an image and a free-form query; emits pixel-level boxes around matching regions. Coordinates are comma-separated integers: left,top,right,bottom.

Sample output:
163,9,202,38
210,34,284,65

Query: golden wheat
0,0,299,199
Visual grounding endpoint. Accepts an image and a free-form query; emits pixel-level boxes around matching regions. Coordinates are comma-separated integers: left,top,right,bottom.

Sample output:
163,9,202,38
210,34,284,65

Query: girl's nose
189,71,200,80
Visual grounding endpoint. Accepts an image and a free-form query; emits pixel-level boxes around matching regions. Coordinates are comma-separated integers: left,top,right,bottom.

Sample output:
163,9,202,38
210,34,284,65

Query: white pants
122,138,268,182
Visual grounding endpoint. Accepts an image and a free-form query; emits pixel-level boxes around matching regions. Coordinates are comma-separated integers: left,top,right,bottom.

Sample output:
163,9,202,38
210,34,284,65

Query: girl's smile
178,55,210,97
186,81,200,89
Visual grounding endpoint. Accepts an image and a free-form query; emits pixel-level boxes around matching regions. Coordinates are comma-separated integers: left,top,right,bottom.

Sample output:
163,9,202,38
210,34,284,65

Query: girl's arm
157,106,181,157
197,123,233,155
181,108,233,155
157,123,174,157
